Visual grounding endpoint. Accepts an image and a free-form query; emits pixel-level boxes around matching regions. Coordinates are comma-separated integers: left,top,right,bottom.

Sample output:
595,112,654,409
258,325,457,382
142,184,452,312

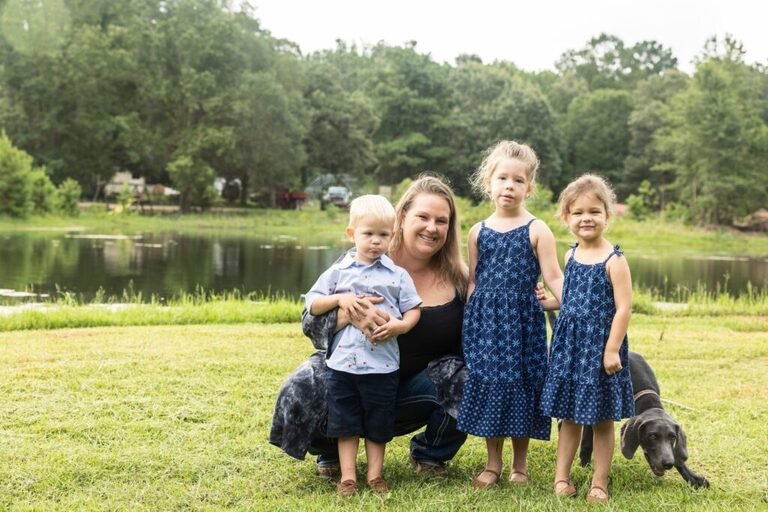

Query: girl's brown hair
556,174,617,221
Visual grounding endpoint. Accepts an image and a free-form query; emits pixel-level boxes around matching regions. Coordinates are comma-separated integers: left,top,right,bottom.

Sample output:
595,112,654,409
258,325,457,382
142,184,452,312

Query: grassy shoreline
1,206,767,256
1,289,767,333
1,317,766,510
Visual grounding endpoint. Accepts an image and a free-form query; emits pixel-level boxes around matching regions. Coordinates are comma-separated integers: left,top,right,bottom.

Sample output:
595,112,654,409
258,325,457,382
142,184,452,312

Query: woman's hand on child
603,350,623,375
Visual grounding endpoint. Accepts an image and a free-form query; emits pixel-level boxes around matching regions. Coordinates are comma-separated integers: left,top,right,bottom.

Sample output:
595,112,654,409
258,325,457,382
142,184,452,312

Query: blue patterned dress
540,244,634,425
457,219,550,440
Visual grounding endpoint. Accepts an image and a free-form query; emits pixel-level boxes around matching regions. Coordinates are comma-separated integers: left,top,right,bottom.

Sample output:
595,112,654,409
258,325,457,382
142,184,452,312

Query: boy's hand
370,319,403,342
539,297,560,311
603,350,622,375
337,294,367,318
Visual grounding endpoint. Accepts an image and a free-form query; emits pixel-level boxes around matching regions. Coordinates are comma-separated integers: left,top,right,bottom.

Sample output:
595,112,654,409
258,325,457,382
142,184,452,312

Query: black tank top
397,293,464,379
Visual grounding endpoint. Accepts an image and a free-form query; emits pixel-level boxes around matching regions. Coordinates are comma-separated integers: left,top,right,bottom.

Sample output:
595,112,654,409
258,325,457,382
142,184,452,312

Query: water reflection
0,232,765,301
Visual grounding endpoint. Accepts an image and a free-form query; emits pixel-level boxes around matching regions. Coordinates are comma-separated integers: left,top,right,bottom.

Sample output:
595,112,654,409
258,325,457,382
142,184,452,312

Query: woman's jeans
310,368,467,467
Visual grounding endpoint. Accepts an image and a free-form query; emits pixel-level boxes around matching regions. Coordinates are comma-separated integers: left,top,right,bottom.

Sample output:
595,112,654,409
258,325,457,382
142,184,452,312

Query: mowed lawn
0,317,766,511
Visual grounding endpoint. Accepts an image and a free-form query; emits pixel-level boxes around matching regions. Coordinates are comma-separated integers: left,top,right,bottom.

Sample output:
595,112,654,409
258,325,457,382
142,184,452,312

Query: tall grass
0,289,302,332
1,286,766,332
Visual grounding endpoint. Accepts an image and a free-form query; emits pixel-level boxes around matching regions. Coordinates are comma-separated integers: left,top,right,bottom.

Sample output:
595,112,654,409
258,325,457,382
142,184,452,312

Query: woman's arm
604,255,632,374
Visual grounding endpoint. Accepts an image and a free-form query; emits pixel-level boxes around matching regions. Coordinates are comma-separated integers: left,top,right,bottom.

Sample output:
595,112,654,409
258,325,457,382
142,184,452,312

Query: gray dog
578,351,709,488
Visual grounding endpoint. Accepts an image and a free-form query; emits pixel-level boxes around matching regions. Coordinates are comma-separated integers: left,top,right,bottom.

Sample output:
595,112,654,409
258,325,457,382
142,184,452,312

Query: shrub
55,178,82,216
29,167,57,214
0,132,33,217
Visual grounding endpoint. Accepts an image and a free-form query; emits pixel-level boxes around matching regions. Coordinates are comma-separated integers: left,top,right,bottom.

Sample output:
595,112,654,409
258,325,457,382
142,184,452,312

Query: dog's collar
634,389,660,402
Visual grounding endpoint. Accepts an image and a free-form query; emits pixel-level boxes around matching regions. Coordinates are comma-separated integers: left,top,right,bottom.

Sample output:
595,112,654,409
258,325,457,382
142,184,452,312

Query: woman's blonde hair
390,173,468,295
556,174,617,221
470,140,540,199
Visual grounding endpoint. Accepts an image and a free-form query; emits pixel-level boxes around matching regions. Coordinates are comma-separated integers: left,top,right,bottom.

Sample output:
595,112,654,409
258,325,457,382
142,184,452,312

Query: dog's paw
689,475,710,489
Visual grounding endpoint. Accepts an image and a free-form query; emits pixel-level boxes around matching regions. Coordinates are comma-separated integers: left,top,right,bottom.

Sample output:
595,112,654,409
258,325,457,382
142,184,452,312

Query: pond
0,232,766,302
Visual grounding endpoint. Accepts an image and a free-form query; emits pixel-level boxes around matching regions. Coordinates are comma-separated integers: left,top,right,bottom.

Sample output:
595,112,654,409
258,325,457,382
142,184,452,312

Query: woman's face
400,193,452,260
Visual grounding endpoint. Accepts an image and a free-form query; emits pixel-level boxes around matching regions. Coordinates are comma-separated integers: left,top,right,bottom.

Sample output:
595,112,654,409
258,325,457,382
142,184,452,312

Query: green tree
658,44,768,224
444,61,562,195
564,89,633,193
623,71,690,202
302,60,378,184
167,155,217,212
556,33,678,90
365,43,452,184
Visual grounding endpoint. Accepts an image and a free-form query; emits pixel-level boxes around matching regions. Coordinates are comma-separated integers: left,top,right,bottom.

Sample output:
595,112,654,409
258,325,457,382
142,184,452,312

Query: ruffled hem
457,378,551,440
540,376,634,425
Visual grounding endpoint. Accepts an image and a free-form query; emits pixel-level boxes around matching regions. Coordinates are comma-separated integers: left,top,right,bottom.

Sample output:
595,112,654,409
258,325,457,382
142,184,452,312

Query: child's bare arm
604,255,632,374
310,294,366,317
466,223,480,300
370,307,421,342
533,222,564,304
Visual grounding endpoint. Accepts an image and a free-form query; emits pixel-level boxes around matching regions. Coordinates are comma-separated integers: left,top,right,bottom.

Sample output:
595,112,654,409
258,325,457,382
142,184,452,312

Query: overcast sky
250,0,767,73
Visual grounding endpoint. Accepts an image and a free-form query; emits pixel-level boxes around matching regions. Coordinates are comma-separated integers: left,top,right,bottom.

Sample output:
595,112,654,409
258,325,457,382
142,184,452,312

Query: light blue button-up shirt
305,251,422,375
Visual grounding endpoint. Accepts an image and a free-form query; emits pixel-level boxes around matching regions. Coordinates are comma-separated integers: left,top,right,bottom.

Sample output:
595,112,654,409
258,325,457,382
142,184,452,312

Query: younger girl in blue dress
540,174,634,504
458,141,564,488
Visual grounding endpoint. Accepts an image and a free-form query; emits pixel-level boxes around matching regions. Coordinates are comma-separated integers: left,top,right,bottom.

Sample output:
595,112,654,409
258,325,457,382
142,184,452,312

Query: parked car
320,186,351,210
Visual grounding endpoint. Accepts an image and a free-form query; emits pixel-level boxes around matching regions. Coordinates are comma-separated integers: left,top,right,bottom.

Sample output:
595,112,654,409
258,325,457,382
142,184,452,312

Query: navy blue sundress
457,219,550,440
540,244,634,425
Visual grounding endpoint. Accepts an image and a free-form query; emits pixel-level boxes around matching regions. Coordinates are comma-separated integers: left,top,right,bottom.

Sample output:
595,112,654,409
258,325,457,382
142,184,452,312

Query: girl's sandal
509,470,529,485
554,479,577,497
471,468,501,489
586,484,610,504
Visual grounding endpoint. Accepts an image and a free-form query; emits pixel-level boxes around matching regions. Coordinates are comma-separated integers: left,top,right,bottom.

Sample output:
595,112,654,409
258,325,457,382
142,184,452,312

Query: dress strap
525,218,538,228
603,244,623,264
568,242,579,261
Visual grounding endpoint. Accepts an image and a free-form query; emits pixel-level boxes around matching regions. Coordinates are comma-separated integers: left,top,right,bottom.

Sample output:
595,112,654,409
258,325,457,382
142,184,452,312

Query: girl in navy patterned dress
458,141,564,488
540,175,634,504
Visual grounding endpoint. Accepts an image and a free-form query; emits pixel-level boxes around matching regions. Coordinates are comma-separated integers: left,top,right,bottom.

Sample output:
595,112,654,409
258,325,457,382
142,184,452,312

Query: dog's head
620,408,688,476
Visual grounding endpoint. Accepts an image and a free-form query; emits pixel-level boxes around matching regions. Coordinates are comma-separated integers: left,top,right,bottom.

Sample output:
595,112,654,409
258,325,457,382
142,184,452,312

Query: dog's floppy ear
674,424,689,463
620,417,641,459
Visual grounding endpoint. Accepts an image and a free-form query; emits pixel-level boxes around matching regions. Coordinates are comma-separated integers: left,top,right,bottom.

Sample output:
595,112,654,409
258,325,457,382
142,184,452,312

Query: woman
270,174,469,476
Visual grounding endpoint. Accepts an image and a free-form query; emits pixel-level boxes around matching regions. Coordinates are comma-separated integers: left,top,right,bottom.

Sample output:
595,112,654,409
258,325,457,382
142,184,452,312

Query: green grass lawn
1,317,766,510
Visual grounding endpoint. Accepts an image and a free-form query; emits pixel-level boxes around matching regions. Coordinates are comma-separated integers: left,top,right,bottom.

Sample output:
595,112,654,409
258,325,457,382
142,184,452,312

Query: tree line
0,0,766,224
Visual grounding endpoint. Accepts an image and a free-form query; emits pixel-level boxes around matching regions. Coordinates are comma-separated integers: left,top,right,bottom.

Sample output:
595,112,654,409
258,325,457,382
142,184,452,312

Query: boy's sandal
366,477,390,494
509,470,529,485
471,468,501,488
586,484,610,504
336,479,358,497
554,479,577,498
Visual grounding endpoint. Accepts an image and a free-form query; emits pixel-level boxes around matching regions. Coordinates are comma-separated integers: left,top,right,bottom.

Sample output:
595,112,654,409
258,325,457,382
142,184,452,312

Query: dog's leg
675,462,709,488
579,424,594,467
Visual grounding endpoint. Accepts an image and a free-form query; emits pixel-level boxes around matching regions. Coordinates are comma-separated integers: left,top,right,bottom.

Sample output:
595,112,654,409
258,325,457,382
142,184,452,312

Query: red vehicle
275,190,307,209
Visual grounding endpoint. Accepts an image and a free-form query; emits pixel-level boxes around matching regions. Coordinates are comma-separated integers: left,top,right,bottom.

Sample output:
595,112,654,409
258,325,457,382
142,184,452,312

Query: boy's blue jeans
311,367,467,468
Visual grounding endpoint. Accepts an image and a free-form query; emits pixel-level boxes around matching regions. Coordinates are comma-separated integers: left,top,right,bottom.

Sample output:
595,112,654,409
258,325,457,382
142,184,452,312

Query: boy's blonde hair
348,194,396,228
556,174,617,221
470,140,540,199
